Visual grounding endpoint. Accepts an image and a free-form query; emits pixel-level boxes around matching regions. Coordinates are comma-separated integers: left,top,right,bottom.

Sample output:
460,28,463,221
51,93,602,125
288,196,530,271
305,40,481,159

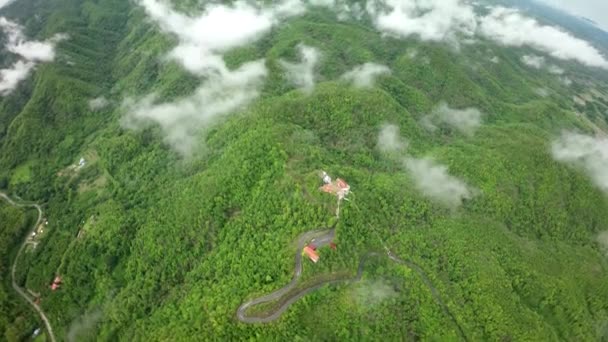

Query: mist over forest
1,0,608,340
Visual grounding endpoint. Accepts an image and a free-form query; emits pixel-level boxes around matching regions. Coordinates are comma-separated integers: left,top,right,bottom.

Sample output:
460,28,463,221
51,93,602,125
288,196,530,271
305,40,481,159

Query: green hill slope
1,0,608,340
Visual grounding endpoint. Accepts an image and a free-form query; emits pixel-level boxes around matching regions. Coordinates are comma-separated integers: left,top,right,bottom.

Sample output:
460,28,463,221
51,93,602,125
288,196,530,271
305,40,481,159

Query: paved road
236,227,335,323
236,229,468,341
1,193,56,342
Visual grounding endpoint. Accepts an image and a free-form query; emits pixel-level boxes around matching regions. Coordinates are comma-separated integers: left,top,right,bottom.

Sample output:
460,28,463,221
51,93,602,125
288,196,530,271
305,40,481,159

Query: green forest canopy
0,0,607,340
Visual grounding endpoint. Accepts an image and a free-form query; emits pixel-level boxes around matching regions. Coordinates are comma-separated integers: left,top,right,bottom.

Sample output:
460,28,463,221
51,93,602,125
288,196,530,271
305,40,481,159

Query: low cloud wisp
405,157,474,208
552,132,608,193
124,0,308,155
352,279,397,308
377,123,407,153
362,1,608,69
122,61,267,156
127,0,608,156
366,0,477,44
341,62,390,88
0,17,65,95
376,124,476,208
519,54,566,76
534,88,550,97
548,65,564,75
0,0,13,9
422,102,483,136
139,0,304,75
67,310,102,342
89,96,110,111
479,7,608,69
522,54,545,69
280,44,320,94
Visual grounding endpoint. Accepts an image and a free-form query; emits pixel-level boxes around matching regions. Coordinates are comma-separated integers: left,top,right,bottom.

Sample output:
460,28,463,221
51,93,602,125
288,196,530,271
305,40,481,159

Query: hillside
1,0,608,340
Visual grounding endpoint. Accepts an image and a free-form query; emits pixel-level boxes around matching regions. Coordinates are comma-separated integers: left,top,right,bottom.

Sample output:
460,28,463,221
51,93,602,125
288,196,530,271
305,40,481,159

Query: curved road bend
237,230,467,341
237,228,336,323
1,193,56,342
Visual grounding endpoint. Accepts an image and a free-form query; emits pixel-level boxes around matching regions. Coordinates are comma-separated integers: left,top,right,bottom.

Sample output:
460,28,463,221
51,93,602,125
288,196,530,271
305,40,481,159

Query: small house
303,245,319,263
51,276,62,291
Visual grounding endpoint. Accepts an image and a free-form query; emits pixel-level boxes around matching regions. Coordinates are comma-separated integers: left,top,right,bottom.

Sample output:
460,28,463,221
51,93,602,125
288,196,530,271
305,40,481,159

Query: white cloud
0,60,35,95
548,65,564,75
89,96,110,111
377,124,407,153
560,76,573,86
272,0,308,18
534,87,550,97
280,44,320,94
406,48,418,59
366,0,477,43
0,18,65,62
521,54,545,69
405,48,431,65
129,0,608,156
341,62,390,88
0,17,64,95
376,123,475,208
9,40,56,62
126,0,307,155
352,279,397,307
404,157,474,208
141,0,271,51
67,310,102,342
309,0,363,20
479,7,608,69
422,102,483,136
0,0,13,9
360,2,608,69
552,132,608,193
122,61,267,156
139,0,303,75
521,55,565,76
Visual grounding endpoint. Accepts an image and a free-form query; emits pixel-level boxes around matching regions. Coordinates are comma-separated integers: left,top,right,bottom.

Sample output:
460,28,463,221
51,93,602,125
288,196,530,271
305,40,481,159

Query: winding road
2,191,465,340
237,228,467,341
237,227,336,323
1,193,56,342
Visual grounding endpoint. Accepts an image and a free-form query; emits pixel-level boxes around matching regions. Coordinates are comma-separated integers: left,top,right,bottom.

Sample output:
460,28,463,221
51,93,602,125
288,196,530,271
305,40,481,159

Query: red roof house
50,276,62,291
303,246,319,263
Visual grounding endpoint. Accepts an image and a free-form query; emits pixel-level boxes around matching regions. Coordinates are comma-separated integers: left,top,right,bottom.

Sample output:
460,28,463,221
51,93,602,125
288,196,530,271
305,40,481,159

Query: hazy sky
539,0,608,31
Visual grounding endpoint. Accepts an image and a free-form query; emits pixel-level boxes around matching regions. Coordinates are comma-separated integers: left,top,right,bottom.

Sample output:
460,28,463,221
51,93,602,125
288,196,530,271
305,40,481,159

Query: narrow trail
1,193,57,342
236,228,467,341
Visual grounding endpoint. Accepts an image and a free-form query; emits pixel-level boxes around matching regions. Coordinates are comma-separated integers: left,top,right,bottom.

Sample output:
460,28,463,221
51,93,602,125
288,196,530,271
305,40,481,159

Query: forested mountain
1,0,608,341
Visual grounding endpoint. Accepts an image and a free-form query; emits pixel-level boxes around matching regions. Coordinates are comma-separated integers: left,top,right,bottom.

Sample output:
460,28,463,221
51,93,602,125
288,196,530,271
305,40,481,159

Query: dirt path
1,193,56,342
236,229,467,341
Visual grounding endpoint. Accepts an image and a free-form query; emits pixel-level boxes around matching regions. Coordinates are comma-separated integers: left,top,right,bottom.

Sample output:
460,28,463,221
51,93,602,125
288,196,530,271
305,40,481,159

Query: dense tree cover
0,202,39,341
0,0,608,340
